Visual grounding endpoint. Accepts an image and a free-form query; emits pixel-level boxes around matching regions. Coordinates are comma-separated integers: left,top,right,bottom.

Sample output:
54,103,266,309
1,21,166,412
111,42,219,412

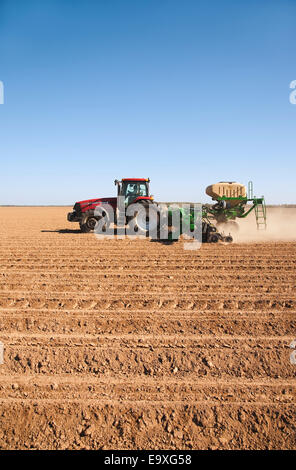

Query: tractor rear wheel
128,201,159,236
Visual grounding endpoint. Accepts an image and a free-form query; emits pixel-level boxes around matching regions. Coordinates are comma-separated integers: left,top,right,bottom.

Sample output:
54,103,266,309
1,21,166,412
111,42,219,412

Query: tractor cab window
138,183,148,196
121,182,148,205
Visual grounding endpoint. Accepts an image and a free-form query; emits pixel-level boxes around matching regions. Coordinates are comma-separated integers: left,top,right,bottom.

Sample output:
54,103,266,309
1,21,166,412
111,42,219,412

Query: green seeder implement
164,180,266,243
165,205,233,243
203,180,267,230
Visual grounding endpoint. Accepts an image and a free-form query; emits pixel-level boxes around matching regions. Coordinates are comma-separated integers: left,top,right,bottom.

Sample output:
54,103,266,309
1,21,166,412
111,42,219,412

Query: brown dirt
0,206,295,450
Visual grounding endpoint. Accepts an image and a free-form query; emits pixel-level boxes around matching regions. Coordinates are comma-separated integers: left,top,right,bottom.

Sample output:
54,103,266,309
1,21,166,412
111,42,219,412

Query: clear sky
0,0,295,205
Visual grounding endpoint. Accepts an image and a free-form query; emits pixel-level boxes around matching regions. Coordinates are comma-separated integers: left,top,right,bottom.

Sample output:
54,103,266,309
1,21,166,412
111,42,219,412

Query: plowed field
0,207,295,449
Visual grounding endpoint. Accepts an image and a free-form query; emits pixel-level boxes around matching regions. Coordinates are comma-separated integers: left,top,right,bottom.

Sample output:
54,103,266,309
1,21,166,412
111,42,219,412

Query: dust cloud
225,207,296,243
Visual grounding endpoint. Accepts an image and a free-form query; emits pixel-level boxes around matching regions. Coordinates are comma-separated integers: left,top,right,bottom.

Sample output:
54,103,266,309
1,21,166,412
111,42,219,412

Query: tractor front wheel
79,210,110,233
80,214,98,233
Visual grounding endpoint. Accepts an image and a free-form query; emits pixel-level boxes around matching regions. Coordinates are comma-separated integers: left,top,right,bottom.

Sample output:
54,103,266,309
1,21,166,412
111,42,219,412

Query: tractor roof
121,178,149,182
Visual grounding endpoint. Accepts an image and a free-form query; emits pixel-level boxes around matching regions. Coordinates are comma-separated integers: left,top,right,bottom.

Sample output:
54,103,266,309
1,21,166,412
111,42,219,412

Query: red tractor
67,178,158,234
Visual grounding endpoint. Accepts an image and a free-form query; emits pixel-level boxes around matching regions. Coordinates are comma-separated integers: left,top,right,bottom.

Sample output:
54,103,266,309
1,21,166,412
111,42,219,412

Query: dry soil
0,206,295,449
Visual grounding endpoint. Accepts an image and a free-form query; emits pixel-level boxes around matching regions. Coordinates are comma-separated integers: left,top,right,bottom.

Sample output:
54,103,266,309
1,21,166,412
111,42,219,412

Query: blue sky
0,0,295,204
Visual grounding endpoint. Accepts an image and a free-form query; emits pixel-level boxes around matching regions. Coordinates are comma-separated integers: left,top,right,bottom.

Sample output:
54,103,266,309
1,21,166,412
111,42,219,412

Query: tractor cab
114,178,151,206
